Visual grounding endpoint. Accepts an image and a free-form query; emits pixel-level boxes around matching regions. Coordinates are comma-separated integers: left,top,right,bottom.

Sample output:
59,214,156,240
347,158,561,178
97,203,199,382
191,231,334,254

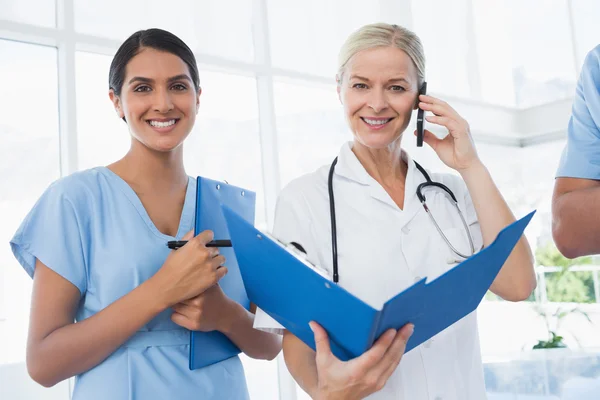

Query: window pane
472,140,565,258
545,271,596,303
0,0,55,27
471,0,517,106
476,141,565,219
473,0,576,107
273,79,347,187
571,0,600,72
267,0,380,76
473,140,592,349
185,69,266,228
74,0,254,62
506,0,576,108
412,0,471,98
0,40,60,364
76,52,130,170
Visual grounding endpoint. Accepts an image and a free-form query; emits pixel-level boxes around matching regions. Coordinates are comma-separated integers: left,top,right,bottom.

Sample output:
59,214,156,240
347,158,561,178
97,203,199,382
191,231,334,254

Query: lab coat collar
334,142,373,186
334,142,421,213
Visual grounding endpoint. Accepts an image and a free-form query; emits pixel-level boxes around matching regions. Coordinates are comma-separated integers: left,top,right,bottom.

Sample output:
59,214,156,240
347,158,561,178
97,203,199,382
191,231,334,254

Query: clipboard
222,205,535,360
188,177,255,370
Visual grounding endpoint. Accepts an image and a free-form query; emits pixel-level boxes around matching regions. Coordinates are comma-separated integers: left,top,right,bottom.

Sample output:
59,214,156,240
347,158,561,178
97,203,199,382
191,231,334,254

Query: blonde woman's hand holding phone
416,94,482,173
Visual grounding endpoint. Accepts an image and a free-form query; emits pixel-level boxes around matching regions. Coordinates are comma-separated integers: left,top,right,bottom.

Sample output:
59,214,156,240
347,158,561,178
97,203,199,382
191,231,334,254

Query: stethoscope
327,157,476,284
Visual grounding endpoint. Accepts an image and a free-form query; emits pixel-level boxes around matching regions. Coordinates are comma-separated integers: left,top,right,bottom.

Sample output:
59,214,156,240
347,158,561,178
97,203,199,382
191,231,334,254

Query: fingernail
308,322,315,332
407,324,415,336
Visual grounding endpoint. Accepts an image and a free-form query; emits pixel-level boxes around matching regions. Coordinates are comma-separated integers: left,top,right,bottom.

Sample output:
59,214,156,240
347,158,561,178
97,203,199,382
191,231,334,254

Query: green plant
532,304,593,349
533,332,566,349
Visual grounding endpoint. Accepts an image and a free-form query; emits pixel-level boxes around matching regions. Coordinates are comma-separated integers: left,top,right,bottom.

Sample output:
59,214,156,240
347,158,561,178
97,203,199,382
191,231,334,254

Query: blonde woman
255,23,535,399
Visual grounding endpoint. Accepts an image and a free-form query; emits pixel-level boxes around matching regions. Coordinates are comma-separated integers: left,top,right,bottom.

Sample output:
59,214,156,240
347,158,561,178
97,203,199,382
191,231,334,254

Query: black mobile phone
416,81,427,147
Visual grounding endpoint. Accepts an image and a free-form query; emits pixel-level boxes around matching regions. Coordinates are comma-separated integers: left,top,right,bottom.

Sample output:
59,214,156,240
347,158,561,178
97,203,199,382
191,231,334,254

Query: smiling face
337,46,420,150
109,47,200,153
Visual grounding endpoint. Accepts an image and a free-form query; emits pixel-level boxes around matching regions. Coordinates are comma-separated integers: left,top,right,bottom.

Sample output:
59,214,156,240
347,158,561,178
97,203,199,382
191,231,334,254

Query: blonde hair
337,23,425,87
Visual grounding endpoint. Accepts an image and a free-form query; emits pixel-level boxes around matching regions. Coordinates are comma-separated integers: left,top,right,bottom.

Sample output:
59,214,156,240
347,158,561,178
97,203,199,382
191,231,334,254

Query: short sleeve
253,181,319,334
556,45,600,179
9,180,88,295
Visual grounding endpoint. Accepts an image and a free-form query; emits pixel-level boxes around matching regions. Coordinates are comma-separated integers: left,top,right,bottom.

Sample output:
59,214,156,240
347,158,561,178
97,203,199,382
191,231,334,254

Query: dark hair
109,28,200,96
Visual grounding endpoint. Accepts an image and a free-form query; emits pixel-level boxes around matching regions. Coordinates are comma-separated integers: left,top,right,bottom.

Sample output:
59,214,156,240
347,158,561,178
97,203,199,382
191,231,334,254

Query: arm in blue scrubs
553,45,600,257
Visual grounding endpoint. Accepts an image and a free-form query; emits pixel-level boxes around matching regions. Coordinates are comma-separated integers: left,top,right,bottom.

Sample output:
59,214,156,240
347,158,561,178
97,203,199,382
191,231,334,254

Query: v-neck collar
98,167,196,240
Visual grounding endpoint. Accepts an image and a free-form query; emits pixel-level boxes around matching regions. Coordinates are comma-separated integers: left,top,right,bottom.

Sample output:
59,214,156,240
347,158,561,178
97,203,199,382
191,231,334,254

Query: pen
167,240,232,250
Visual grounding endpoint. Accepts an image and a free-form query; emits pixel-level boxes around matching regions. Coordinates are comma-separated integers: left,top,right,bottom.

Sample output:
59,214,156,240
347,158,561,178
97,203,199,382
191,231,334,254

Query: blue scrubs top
557,44,600,179
9,167,250,400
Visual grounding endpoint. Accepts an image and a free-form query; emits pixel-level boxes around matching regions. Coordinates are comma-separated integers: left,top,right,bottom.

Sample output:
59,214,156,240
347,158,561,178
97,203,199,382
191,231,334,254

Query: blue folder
222,206,535,361
188,177,255,370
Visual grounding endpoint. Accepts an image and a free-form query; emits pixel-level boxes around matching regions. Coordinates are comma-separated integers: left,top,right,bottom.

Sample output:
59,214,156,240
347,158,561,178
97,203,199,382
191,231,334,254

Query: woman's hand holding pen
310,321,414,400
415,94,483,173
152,230,228,308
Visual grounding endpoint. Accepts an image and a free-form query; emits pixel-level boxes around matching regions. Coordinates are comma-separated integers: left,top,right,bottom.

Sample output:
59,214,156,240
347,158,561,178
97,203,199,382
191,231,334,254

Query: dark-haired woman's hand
170,284,238,332
151,230,228,308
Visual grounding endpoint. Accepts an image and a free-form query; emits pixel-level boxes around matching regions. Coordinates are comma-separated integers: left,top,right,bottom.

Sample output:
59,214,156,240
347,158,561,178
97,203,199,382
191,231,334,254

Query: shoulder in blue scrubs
557,45,600,179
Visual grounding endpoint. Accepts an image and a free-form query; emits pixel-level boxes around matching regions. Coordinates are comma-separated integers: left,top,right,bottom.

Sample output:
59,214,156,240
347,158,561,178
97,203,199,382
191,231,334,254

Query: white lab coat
256,142,487,400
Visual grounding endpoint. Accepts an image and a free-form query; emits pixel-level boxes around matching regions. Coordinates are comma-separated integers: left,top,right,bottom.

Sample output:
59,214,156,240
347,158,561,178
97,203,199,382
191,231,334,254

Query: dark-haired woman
9,28,281,400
